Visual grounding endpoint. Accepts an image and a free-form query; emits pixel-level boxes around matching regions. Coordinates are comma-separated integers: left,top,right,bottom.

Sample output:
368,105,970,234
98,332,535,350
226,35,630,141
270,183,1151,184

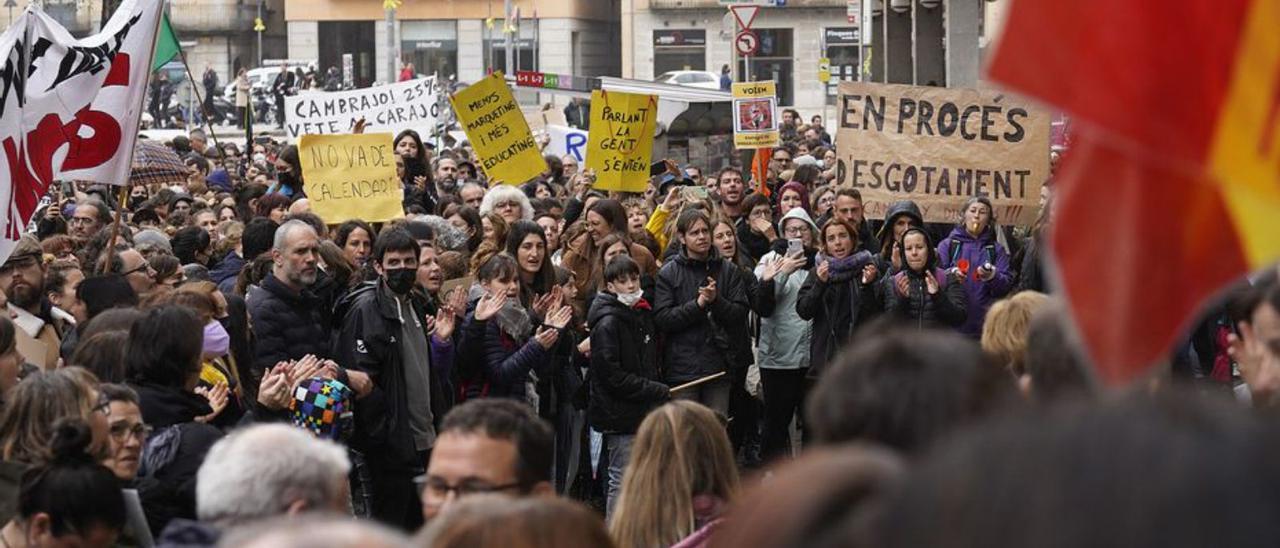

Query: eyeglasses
414,475,526,503
109,422,153,443
92,392,111,416
784,225,809,236
121,262,154,277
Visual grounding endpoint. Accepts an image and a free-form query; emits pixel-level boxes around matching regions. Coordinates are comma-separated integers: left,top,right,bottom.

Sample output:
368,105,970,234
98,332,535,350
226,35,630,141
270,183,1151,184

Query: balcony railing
649,0,846,8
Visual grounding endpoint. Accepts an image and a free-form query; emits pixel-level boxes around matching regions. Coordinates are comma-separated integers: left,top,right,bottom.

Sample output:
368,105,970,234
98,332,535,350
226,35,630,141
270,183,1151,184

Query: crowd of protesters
1,106,1278,548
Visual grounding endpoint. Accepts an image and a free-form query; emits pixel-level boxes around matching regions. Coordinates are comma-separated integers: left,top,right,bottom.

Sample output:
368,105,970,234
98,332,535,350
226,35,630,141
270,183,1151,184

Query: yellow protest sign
299,133,404,224
585,90,657,192
450,72,545,185
732,81,780,149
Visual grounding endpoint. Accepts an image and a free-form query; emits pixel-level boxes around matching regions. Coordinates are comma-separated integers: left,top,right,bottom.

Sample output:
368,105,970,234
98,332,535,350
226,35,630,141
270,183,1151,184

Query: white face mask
616,289,643,307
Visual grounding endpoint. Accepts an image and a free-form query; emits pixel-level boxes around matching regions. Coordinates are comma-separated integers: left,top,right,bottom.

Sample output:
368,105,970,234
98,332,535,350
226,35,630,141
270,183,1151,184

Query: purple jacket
935,226,1012,337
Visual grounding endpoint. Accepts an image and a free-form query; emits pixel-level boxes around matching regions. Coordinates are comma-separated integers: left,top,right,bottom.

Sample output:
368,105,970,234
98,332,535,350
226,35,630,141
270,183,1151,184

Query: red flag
988,0,1280,383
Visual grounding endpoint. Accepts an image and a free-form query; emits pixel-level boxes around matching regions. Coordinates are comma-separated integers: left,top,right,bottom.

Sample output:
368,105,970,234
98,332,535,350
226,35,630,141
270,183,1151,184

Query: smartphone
786,238,803,258
681,186,708,201
650,161,668,177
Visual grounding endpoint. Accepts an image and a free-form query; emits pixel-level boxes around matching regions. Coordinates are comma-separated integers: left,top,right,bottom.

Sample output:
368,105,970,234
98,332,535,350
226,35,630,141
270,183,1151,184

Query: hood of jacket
897,227,940,274
779,205,820,237
876,200,924,241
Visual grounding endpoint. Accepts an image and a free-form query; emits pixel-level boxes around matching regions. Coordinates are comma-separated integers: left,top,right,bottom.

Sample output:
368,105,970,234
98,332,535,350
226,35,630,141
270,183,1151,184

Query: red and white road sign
735,30,760,56
730,5,760,29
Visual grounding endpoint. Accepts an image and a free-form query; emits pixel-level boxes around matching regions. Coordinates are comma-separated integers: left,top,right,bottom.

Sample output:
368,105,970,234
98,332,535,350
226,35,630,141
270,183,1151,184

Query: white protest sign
545,125,589,163
285,77,441,138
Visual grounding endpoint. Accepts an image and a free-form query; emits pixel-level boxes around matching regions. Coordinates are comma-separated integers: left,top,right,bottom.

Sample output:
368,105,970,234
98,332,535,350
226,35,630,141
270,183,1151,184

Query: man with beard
433,157,460,197
0,236,60,369
716,166,748,223
335,227,456,531
247,220,332,377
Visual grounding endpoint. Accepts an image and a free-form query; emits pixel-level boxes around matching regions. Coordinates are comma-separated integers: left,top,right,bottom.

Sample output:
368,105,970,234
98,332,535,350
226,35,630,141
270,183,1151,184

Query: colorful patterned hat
289,377,354,441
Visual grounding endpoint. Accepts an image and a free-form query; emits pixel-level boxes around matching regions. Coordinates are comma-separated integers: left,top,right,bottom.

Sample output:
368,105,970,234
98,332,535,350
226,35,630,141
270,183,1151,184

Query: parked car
655,70,722,90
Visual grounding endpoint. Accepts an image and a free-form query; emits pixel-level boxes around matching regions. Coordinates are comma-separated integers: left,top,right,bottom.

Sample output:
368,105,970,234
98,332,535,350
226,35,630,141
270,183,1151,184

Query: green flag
151,14,181,72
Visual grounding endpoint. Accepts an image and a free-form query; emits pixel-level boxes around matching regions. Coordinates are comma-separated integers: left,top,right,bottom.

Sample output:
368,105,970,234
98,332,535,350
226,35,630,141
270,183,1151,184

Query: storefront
401,20,458,79
653,29,707,75
484,24,539,75
823,27,862,101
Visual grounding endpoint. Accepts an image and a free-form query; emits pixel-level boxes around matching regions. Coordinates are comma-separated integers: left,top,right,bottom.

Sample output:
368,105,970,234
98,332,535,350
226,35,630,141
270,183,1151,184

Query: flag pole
162,14,226,158
101,0,166,275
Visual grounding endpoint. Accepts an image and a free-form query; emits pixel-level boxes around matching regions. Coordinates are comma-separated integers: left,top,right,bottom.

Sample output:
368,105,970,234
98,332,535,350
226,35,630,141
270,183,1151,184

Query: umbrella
130,140,190,186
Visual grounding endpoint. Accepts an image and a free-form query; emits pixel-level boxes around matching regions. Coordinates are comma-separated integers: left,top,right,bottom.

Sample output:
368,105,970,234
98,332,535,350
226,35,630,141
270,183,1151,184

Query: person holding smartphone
754,206,818,462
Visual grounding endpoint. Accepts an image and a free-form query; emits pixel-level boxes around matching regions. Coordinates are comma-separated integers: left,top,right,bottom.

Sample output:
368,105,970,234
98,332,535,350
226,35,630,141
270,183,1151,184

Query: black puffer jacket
587,292,669,434
130,383,223,537
653,248,750,384
246,273,332,376
795,256,881,379
883,268,967,329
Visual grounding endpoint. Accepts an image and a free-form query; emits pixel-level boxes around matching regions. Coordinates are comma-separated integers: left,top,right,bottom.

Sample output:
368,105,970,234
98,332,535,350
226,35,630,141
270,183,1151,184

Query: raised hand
861,263,879,285
577,337,591,359
780,255,806,275
534,326,560,350
433,305,457,341
895,273,910,297
925,271,940,295
749,216,776,240
816,260,831,282
288,354,325,386
194,382,229,423
446,288,467,318
760,257,783,282
475,293,506,322
661,186,683,212
256,366,292,411
544,305,573,330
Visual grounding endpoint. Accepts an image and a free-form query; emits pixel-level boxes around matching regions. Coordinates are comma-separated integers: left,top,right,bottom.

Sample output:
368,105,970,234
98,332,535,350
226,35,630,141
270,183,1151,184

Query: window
738,29,794,105
654,30,707,77
401,21,458,80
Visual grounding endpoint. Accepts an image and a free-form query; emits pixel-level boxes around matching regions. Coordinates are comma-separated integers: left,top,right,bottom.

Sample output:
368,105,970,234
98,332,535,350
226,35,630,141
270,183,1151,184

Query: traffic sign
818,57,831,83
730,5,760,29
735,30,760,56
847,0,861,24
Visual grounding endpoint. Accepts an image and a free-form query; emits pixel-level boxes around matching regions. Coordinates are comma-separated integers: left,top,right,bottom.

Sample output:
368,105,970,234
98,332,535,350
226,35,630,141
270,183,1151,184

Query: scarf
817,250,874,283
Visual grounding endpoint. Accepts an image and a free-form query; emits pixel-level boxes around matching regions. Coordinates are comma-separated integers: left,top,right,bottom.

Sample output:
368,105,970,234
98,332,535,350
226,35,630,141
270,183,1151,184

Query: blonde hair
982,291,1051,375
609,401,740,548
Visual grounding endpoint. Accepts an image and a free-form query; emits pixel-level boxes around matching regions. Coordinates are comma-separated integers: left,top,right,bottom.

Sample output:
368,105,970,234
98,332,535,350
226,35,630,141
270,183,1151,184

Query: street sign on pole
730,5,760,29
847,0,860,24
735,31,760,56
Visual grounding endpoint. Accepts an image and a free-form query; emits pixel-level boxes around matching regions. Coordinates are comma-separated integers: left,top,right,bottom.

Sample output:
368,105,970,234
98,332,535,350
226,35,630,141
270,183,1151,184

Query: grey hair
412,214,468,252
272,219,317,252
216,513,407,548
196,424,351,527
479,184,533,221
458,181,485,196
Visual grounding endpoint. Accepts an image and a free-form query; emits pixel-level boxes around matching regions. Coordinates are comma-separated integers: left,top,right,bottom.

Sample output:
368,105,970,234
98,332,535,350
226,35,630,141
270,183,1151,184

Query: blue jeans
604,433,635,519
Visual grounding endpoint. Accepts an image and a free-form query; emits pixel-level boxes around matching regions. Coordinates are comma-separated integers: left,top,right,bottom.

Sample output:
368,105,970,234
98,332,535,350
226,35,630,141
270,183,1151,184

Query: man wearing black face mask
334,227,455,532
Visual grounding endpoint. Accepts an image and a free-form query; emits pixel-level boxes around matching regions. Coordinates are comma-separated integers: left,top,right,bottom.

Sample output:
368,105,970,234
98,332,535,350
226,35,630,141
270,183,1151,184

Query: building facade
622,0,989,118
283,0,621,92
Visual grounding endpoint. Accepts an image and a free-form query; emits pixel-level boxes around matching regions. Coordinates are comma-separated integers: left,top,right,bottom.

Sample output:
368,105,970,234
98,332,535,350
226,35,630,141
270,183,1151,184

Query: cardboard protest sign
835,81,1050,226
732,81,780,148
298,133,404,224
585,90,658,192
450,72,546,185
285,77,441,138
546,125,589,163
